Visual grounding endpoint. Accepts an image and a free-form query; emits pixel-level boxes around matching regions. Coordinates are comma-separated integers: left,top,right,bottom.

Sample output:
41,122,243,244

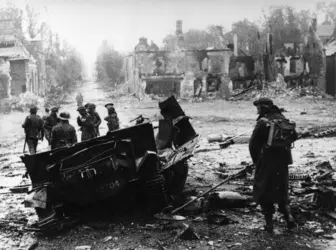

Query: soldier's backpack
265,118,297,149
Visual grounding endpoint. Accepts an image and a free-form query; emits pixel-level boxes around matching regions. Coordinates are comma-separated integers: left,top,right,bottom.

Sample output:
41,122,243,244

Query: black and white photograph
0,0,336,249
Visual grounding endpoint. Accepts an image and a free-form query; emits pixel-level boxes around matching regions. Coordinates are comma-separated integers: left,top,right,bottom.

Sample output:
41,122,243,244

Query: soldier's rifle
23,116,30,153
23,136,27,153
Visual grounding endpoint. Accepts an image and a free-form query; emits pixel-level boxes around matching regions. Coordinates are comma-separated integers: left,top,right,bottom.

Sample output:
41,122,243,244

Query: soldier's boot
279,204,296,230
264,212,274,233
262,203,274,233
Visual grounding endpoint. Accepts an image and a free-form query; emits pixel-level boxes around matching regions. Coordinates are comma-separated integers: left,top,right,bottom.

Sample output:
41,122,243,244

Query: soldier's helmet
30,105,38,113
77,106,86,112
105,103,114,110
85,103,94,109
59,112,70,121
253,97,273,107
86,103,95,110
51,106,59,112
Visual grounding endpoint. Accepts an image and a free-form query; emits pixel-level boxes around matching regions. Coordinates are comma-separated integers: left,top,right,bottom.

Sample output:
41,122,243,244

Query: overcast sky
1,0,329,75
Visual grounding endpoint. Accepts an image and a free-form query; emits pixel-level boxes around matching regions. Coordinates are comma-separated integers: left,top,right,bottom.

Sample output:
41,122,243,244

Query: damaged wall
303,19,326,92
124,49,232,98
10,60,27,96
0,19,44,99
0,59,10,98
123,20,232,98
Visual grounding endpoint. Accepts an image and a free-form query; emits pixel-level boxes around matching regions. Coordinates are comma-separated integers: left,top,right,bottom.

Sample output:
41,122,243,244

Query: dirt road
1,80,336,249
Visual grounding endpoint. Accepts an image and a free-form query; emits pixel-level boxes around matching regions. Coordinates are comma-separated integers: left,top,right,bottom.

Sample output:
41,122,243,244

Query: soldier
44,106,60,145
22,106,44,155
77,106,96,141
76,92,83,107
42,107,50,140
104,103,120,132
50,112,77,150
42,107,50,123
85,103,101,137
249,97,297,233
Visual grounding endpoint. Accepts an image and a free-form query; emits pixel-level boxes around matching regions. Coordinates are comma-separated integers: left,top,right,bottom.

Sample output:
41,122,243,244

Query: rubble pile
161,159,336,240
108,83,130,100
230,84,334,101
8,92,44,112
44,86,67,108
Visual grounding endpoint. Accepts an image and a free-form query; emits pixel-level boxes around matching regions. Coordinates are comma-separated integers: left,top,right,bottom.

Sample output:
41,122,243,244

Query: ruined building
124,21,233,98
0,17,45,102
303,18,326,92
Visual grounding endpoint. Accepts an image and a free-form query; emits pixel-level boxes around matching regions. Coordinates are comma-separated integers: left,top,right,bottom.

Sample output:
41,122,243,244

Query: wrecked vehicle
21,96,199,232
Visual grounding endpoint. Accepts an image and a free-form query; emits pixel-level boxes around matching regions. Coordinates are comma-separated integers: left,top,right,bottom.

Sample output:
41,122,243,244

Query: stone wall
303,19,326,91
125,49,233,97
0,59,10,98
10,60,27,96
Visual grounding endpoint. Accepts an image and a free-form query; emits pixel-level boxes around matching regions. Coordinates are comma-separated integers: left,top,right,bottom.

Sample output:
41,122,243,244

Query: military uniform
93,111,101,136
77,106,96,141
76,93,83,107
104,103,119,132
249,98,297,233
42,109,50,142
44,108,60,144
22,111,44,155
50,112,77,150
85,103,101,137
105,113,120,131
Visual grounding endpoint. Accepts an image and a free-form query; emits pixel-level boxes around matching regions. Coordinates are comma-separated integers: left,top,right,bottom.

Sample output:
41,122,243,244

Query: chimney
175,20,184,50
233,34,238,56
176,20,183,36
312,18,317,32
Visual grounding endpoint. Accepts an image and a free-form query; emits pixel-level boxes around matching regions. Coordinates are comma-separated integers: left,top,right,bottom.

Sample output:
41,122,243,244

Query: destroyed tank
21,96,199,232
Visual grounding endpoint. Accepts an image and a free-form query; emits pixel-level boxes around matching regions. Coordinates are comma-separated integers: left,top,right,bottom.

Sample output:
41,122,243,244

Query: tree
95,40,124,85
317,1,336,24
25,4,39,39
162,28,218,50
0,4,24,42
263,6,312,51
224,19,261,55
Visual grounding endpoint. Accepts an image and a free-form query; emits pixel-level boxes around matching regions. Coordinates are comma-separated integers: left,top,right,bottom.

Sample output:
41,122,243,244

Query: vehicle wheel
164,160,189,195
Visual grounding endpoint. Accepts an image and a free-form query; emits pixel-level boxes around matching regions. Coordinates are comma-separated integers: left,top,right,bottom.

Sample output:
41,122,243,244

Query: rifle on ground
171,164,254,214
195,130,253,153
219,130,253,149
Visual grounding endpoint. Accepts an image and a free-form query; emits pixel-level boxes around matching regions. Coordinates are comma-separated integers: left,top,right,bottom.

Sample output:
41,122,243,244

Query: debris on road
75,246,92,250
176,223,200,240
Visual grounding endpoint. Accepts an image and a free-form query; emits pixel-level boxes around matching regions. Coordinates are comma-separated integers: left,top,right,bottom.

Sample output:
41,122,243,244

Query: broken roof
0,45,30,60
0,35,17,46
325,40,336,56
316,24,334,38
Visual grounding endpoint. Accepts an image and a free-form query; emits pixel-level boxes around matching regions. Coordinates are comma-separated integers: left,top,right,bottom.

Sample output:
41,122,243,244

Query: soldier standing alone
77,106,96,141
44,106,60,145
104,103,120,132
76,93,83,107
249,98,297,233
50,112,77,150
22,106,44,155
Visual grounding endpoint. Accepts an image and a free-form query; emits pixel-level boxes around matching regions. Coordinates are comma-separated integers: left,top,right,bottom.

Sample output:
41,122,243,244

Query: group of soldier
22,101,120,155
22,95,297,234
